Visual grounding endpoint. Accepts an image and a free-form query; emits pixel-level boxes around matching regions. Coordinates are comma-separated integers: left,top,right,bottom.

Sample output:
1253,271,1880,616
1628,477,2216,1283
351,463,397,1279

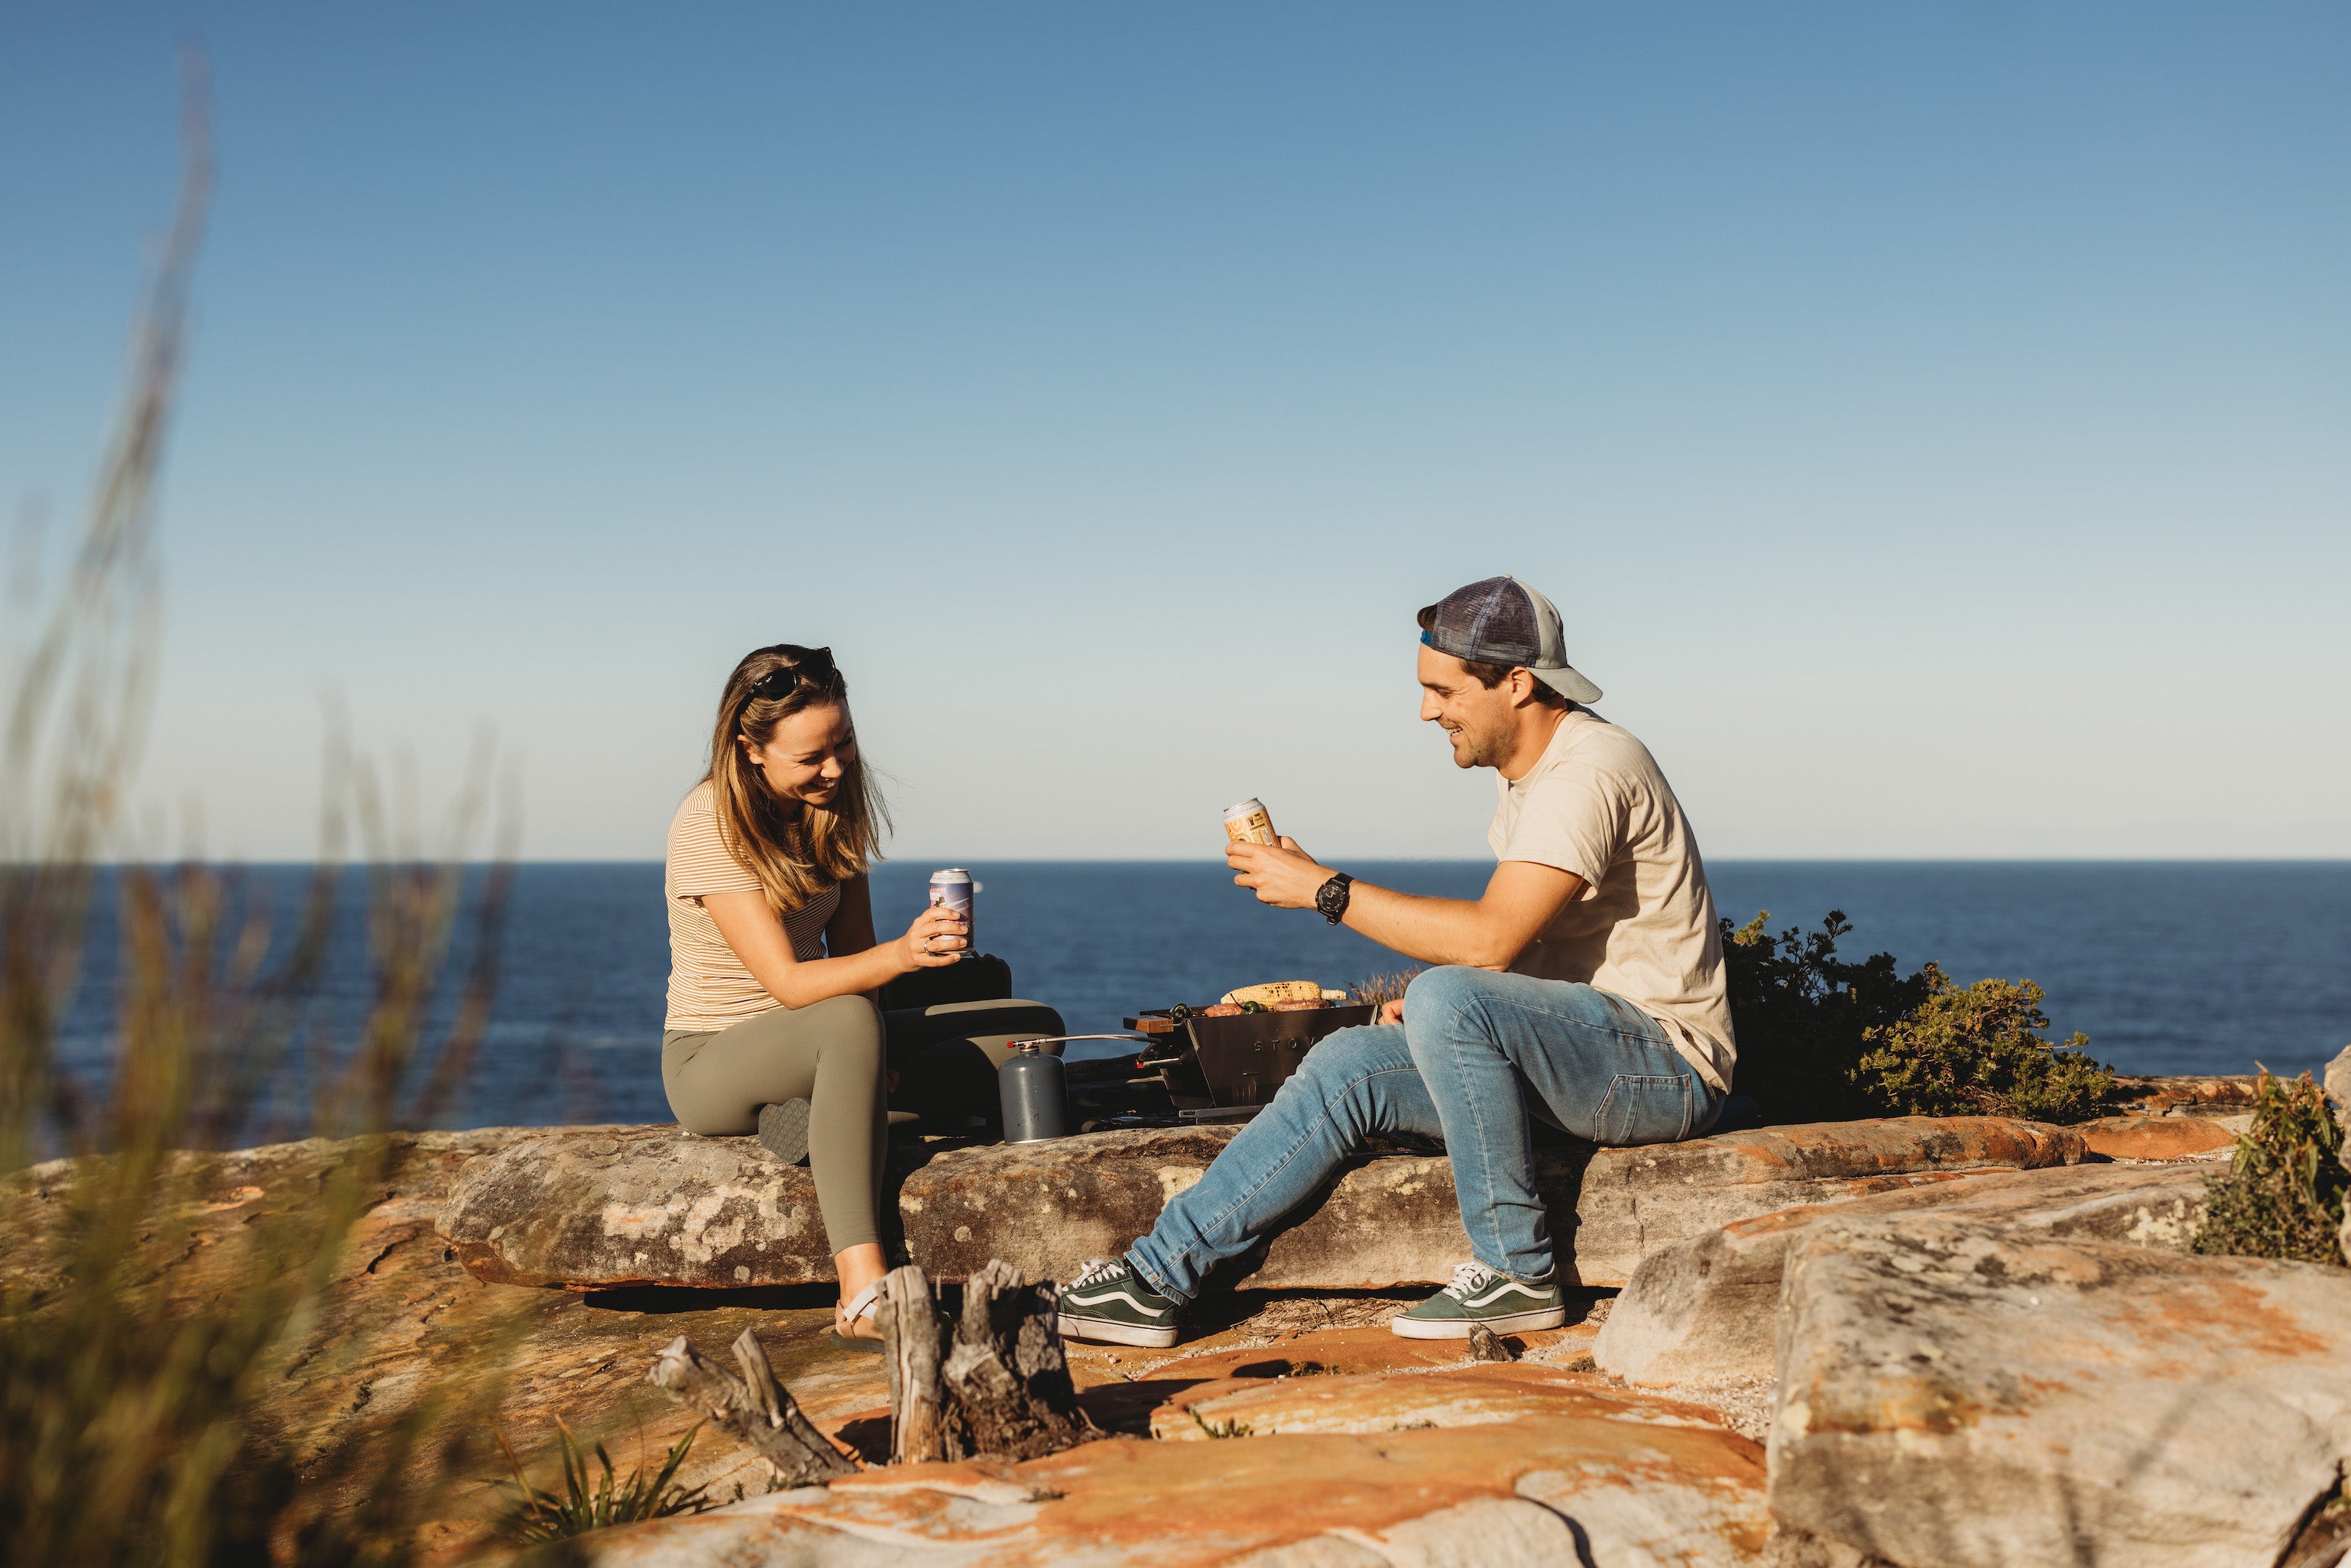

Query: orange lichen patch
2099,1268,2334,1366
2077,1116,2237,1161
1150,1360,1739,1440
2112,1074,2259,1116
833,1313,1615,1452
592,1418,1770,1567
1976,1241,2111,1288
1065,1319,1591,1394
1018,1424,1765,1559
1713,1202,1843,1242
1807,1378,2004,1438
1659,1116,2084,1184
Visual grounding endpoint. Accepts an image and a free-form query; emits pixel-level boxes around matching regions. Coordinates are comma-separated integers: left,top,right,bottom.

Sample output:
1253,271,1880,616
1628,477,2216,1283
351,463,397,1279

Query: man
1057,575,1733,1346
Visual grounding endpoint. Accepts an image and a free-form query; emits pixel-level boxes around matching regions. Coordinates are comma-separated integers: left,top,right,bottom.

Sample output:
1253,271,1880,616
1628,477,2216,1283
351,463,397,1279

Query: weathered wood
646,1333,854,1485
938,1259,1097,1460
877,1265,960,1464
729,1327,847,1466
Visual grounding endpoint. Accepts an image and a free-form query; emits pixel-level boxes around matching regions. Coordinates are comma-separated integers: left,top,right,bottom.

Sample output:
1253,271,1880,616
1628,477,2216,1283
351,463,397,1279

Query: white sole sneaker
1055,1313,1180,1349
1389,1305,1568,1340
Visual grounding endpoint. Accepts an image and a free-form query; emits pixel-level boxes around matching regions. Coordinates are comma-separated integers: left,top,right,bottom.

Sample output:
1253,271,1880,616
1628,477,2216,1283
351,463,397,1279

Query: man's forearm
1340,881,1525,970
1225,838,1576,972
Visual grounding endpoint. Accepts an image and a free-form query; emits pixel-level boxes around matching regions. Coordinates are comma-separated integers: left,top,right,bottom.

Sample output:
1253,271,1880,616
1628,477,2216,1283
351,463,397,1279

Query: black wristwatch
1315,872,1354,925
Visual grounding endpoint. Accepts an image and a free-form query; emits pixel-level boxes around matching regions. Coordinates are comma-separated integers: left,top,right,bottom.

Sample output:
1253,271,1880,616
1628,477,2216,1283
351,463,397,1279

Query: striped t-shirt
663,780,841,1032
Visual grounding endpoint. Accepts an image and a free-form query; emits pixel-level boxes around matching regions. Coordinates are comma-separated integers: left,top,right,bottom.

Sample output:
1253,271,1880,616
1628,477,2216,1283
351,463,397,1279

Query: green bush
1720,910,2116,1126
1852,973,2118,1123
1717,911,1934,1124
2190,1070,2347,1268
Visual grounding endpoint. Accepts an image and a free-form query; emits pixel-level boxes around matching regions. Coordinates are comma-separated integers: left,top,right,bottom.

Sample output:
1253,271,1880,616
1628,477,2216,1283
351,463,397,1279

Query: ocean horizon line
56,855,2351,870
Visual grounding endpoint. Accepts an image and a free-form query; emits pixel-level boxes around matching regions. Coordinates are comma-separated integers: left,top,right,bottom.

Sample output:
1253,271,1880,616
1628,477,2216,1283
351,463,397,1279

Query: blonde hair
703,644,888,912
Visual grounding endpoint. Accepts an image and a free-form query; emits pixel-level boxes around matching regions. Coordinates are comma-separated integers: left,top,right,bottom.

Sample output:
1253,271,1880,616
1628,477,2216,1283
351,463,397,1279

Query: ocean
47,861,2351,1131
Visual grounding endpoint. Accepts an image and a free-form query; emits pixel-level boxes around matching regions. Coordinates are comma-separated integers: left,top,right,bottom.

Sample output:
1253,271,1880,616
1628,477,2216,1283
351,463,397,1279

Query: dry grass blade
0,53,526,1568
1347,969,1422,1010
492,1421,712,1546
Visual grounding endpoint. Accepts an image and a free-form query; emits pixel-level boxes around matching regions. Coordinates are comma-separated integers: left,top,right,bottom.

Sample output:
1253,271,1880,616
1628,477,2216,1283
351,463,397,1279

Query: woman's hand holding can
899,904,968,969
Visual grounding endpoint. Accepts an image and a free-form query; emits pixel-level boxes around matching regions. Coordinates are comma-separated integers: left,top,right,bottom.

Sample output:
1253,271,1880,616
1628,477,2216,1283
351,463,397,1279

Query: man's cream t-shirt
1487,708,1736,1092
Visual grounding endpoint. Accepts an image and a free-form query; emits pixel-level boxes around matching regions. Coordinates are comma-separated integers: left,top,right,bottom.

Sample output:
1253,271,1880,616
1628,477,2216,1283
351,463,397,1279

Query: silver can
1222,798,1277,847
928,867,974,958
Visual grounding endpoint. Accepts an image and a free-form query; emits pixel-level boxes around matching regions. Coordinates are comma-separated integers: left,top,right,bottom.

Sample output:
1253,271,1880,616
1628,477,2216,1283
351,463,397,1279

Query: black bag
877,953,1013,1012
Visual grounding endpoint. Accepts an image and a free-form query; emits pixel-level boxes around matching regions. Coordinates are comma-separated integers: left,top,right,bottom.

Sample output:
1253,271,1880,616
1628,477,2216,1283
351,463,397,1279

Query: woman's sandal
829,1278,885,1354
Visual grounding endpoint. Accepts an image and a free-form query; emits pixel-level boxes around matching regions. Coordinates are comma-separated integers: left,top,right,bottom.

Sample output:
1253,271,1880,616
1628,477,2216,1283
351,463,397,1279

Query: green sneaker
1391,1262,1566,1340
1056,1258,1181,1348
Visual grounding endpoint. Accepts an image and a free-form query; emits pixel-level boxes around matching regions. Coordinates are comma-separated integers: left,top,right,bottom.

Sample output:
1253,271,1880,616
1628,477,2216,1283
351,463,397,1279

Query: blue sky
3,4,2344,860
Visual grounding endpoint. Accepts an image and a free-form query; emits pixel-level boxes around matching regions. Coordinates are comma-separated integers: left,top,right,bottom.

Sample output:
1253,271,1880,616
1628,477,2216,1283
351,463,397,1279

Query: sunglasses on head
747,646,836,704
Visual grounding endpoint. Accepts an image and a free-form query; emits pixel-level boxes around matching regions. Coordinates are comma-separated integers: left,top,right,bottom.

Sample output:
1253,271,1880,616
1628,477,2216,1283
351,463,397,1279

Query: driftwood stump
650,1259,1095,1480
942,1259,1098,1459
877,1265,958,1463
647,1328,855,1486
877,1258,1098,1464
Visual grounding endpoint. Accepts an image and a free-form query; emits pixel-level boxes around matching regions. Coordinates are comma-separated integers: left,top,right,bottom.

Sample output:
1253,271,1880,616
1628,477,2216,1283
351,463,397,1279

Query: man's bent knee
1402,965,1496,1042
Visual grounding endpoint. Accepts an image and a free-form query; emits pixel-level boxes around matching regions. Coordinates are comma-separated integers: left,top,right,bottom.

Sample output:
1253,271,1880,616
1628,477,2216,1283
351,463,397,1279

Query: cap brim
1529,663,1603,704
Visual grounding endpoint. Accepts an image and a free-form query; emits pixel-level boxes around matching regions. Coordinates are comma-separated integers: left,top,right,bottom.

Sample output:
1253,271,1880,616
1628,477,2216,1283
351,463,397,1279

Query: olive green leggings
660,996,1064,1255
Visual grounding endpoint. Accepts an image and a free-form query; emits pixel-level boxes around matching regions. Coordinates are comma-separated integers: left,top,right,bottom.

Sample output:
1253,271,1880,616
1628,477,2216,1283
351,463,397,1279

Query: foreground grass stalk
492,1422,711,1546
0,60,526,1566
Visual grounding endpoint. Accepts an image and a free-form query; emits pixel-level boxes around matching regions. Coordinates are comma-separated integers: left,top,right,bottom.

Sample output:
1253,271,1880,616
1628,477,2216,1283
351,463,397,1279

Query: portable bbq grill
1058,1003,1376,1126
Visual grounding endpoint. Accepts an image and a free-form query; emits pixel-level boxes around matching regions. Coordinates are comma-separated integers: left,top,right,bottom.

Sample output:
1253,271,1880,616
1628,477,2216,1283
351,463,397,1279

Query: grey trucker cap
1417,575,1604,704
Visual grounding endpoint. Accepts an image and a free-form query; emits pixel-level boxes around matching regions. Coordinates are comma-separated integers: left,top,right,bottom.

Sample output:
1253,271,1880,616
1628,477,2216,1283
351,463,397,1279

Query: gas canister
998,1040,1069,1144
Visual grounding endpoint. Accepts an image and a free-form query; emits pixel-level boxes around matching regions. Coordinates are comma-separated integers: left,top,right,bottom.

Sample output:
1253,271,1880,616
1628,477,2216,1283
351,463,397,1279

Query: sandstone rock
439,1124,858,1288
1595,1161,2209,1388
2113,1074,2262,1116
2,1127,898,1555
436,1117,2081,1293
897,1116,2082,1292
1768,1213,2351,1568
583,1415,1769,1567
1078,1320,1588,1389
1150,1360,1735,1441
2075,1113,2239,1161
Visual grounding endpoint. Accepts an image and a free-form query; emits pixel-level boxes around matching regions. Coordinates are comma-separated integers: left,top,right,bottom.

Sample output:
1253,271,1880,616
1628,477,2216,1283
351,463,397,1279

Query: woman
661,643,1062,1344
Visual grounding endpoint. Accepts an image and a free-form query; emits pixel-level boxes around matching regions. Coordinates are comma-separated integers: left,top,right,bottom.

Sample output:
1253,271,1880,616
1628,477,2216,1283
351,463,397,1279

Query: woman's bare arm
705,883,961,1010
826,873,880,957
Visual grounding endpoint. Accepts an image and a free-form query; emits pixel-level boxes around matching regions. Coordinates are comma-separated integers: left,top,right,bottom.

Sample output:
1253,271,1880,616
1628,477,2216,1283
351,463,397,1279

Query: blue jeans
1125,966,1722,1299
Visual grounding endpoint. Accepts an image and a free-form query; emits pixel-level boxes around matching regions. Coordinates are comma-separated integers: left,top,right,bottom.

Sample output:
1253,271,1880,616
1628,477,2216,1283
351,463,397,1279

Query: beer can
1222,798,1277,847
928,867,974,958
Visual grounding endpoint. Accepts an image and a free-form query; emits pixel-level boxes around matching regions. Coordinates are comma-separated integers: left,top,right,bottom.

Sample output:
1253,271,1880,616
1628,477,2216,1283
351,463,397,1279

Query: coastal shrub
0,82,523,1567
1851,974,2118,1123
2190,1069,2348,1267
494,1421,712,1544
1720,911,2115,1126
1717,911,1934,1123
